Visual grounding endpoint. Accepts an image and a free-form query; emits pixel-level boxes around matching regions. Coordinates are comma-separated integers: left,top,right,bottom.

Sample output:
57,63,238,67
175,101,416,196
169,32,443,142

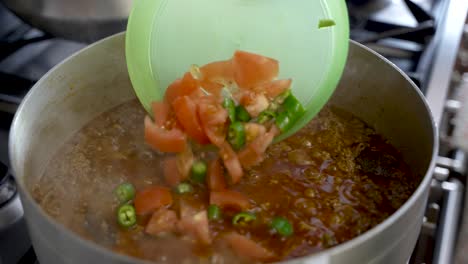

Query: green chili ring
271,216,294,236
191,161,208,183
235,105,251,122
232,212,256,226
117,204,137,228
115,183,136,204
228,122,246,150
208,204,222,220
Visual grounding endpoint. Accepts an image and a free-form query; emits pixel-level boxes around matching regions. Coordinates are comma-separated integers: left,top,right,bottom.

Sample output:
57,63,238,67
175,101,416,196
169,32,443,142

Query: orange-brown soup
31,100,420,263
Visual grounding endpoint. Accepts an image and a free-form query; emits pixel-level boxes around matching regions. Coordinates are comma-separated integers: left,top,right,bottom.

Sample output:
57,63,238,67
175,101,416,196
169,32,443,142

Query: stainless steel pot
1,0,132,43
9,33,437,264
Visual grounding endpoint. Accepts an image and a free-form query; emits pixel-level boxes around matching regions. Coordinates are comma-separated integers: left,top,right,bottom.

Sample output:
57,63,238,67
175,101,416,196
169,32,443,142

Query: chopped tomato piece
144,116,187,153
219,143,243,184
151,101,171,127
162,148,193,187
145,208,178,236
197,96,228,147
207,159,227,191
257,79,292,99
178,210,211,244
172,96,210,144
164,73,200,104
240,92,269,118
200,81,224,94
232,50,279,89
223,232,275,262
180,72,199,94
163,157,183,187
200,60,233,83
176,146,195,179
244,123,267,143
134,186,173,215
210,190,250,210
237,146,263,169
178,199,200,219
238,126,278,168
178,202,212,244
164,79,182,104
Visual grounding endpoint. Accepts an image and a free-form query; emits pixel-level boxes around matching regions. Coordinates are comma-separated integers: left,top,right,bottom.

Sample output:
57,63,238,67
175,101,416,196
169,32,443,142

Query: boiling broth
31,99,420,263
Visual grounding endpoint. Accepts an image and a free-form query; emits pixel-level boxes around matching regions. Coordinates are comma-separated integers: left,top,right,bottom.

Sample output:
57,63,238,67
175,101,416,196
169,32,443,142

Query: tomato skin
172,96,210,144
210,190,250,210
134,186,173,215
223,232,275,261
144,116,187,153
207,159,227,191
197,96,228,147
219,143,243,184
232,50,279,89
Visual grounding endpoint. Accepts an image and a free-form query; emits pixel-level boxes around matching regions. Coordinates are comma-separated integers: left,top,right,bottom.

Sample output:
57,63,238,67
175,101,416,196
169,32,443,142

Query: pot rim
9,33,439,263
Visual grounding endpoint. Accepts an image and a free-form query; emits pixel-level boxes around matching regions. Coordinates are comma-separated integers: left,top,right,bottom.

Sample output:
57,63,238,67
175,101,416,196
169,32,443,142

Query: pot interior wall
330,45,435,180
12,34,135,190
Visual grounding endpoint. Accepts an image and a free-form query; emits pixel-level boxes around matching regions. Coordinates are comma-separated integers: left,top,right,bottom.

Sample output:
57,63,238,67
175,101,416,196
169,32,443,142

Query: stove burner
0,161,16,208
348,0,439,91
347,0,392,13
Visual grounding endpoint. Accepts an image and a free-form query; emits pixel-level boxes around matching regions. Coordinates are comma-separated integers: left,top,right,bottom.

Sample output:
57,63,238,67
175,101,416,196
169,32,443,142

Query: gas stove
0,1,467,264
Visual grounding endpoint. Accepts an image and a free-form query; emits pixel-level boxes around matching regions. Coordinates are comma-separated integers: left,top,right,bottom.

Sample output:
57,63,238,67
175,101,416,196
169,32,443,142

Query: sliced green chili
275,94,305,132
191,161,207,183
228,122,246,150
223,98,236,122
274,90,291,105
208,204,221,220
232,212,256,226
283,94,305,116
257,110,276,124
271,216,294,236
117,204,137,228
115,183,136,204
275,111,291,132
235,105,251,122
175,182,193,194
318,19,336,28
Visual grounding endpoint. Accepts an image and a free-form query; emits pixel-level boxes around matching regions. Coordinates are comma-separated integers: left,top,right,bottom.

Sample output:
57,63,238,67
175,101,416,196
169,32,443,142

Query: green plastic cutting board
126,0,349,140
